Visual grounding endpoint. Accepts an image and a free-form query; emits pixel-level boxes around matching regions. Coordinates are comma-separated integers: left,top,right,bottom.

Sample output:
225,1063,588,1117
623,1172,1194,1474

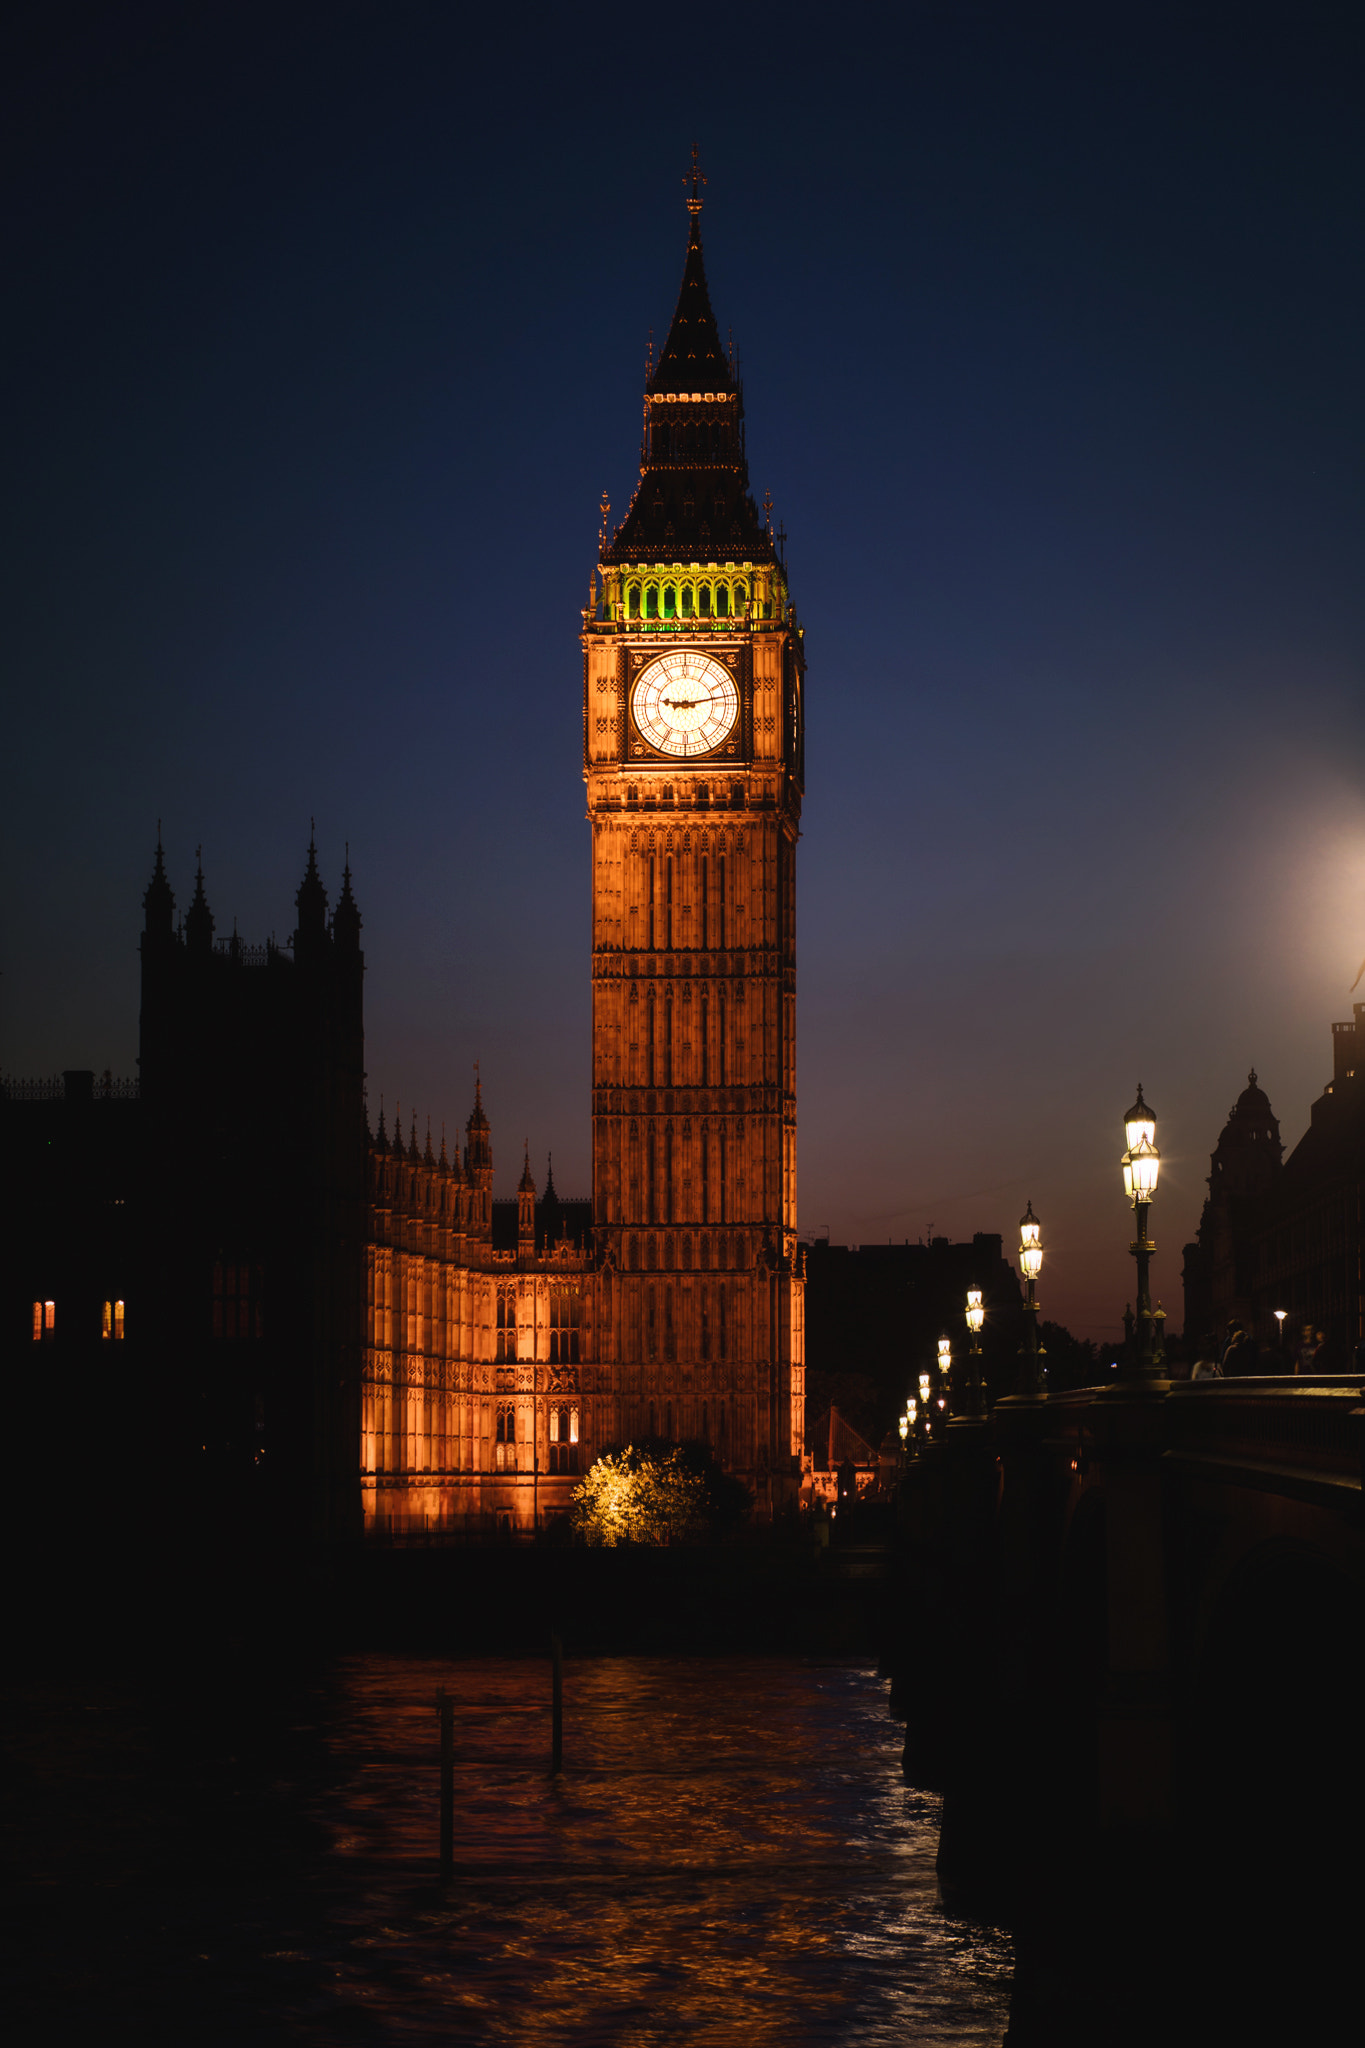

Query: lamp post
938,1336,953,1418
904,1398,918,1457
918,1371,932,1443
1120,1085,1167,1378
1017,1201,1046,1398
965,1286,986,1420
1274,1309,1287,1356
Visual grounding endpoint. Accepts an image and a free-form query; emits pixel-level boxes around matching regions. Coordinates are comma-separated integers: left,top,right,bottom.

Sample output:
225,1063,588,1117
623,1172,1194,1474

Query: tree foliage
570,1440,751,1546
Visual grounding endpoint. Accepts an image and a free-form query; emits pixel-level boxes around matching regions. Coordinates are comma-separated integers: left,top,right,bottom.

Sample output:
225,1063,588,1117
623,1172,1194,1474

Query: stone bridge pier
887,1375,1365,2043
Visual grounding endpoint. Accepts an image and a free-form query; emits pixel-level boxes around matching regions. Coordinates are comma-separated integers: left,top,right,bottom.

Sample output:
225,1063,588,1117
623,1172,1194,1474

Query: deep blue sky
4,3,1363,1337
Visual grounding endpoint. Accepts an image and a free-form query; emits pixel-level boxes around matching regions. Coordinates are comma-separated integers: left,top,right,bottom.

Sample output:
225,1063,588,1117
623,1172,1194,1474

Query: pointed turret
518,1143,536,1256
185,850,214,953
332,848,362,950
294,829,329,955
649,157,733,397
603,155,772,570
375,1098,388,1152
424,1117,435,1168
465,1073,492,1241
142,831,175,942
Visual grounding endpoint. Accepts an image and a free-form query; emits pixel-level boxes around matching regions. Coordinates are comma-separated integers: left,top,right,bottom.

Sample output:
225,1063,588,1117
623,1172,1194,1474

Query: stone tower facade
583,168,807,1501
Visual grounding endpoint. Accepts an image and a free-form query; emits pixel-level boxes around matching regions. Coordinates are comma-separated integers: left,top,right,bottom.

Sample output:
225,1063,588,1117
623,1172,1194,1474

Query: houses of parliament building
1,175,808,1545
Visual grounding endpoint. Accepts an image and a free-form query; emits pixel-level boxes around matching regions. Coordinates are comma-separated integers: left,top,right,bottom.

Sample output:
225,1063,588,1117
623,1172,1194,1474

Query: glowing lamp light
966,1287,985,1336
938,1337,952,1373
1019,1202,1043,1282
898,1415,909,1441
1124,1085,1156,1156
907,1399,918,1426
1123,1133,1160,1203
918,1373,931,1402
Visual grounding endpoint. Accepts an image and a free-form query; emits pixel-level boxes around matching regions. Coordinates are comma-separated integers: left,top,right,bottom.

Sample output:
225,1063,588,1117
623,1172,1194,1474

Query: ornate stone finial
684,141,706,218
1248,1068,1258,1087
598,491,611,550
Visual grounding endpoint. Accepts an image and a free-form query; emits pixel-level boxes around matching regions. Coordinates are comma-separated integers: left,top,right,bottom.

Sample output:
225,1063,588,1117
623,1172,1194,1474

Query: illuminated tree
570,1442,746,1546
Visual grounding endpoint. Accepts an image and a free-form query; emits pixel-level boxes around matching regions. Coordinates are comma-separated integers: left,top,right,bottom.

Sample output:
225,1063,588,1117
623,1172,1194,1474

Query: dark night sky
4,3,1363,1338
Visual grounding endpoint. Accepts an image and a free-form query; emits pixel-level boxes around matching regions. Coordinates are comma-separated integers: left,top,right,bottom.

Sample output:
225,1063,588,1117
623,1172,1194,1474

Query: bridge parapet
1163,1373,1364,1499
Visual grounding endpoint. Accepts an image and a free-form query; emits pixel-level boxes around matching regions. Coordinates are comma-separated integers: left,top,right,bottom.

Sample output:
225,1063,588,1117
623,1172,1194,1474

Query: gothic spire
518,1142,536,1196
604,160,771,568
142,829,175,938
295,825,328,944
185,847,214,952
649,146,731,397
332,843,361,949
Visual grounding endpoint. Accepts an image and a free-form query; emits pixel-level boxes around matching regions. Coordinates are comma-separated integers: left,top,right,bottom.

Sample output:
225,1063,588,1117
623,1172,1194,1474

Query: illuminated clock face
631,650,739,758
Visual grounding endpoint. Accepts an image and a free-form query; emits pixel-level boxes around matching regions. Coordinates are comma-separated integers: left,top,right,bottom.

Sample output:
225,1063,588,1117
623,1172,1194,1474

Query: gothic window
700,1230,711,1271
681,584,694,618
666,855,674,950
718,1284,728,1359
701,990,710,1085
550,1292,581,1363
663,584,677,618
496,1402,518,1472
645,1235,657,1271
648,856,656,950
549,1404,580,1474
213,1261,263,1340
101,1299,126,1340
496,1293,510,1362
698,584,711,617
646,1284,657,1359
717,855,727,948
719,1126,728,1219
734,582,747,615
664,1287,676,1363
628,582,641,618
646,584,659,619
665,1122,674,1220
647,1127,657,1224
665,991,674,1086
715,584,729,617
627,1231,639,1270
701,1288,711,1359
647,989,656,1087
681,1233,692,1271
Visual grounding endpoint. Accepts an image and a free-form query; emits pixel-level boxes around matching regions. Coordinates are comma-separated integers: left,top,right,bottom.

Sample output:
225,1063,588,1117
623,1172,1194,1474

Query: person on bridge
1294,1324,1317,1375
1221,1321,1257,1375
1191,1353,1223,1381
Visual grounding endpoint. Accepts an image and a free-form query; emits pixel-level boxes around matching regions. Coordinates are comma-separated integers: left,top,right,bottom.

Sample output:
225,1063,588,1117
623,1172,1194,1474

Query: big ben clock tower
582,160,806,1507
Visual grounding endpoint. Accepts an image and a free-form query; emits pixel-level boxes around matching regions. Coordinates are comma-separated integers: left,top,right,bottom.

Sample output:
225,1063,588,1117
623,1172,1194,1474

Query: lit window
628,583,641,618
114,1299,125,1340
102,1301,112,1339
698,584,711,617
31,1301,42,1342
44,1300,55,1334
715,584,728,617
663,584,677,618
646,585,659,619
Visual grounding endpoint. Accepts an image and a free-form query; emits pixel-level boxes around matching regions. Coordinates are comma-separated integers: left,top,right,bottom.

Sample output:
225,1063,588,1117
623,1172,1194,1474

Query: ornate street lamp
937,1335,952,1412
905,1397,919,1457
964,1286,987,1420
1120,1085,1166,1377
918,1371,932,1442
1017,1202,1046,1398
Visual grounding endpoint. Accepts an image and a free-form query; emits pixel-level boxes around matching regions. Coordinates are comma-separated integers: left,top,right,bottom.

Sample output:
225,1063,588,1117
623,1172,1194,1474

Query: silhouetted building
802,1234,1025,1445
1181,1071,1284,1349
1183,1006,1365,1358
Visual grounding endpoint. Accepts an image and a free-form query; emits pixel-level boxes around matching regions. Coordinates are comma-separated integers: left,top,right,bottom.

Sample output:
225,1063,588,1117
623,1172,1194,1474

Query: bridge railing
1164,1374,1363,1481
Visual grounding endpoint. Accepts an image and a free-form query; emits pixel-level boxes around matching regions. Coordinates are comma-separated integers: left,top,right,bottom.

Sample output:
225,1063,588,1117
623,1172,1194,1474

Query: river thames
8,1654,1012,2044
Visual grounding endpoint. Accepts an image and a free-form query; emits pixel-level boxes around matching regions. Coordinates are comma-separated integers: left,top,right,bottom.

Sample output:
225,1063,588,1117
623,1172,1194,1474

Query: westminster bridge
886,1371,1364,2041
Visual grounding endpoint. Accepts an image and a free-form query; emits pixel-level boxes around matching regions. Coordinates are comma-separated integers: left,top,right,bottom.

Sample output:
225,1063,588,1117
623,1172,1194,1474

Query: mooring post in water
437,1686,454,1878
551,1631,563,1775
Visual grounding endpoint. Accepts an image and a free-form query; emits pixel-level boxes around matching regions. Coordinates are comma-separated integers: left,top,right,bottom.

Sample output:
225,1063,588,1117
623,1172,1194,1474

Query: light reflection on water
310,1657,1011,2044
